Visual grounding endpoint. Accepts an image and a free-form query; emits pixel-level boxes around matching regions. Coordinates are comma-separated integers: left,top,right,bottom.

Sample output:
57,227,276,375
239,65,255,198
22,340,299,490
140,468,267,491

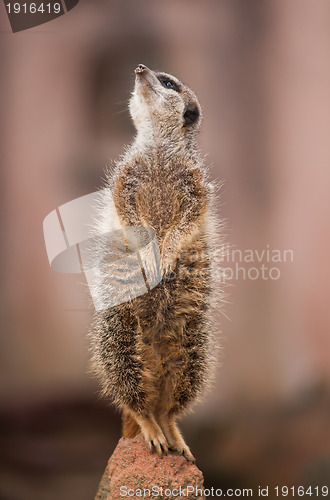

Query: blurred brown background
1,0,330,498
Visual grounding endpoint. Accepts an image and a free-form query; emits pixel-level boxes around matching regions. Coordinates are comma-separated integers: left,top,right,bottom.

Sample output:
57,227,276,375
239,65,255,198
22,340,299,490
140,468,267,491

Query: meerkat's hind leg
158,413,195,463
129,410,169,458
122,409,141,438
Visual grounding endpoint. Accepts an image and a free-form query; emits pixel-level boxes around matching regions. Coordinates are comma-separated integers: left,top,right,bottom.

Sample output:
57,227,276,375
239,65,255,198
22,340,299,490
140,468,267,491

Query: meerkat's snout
135,64,147,74
134,64,158,93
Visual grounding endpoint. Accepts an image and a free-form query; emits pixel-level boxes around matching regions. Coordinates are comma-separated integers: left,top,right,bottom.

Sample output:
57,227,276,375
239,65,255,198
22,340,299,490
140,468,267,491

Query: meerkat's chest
113,161,207,241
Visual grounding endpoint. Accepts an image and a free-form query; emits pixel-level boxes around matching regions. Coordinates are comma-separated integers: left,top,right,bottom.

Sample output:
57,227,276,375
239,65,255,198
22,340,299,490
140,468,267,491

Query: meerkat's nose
135,64,147,74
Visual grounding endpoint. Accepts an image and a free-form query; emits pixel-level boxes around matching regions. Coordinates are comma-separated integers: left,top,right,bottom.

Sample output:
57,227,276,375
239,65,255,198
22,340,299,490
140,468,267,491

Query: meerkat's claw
182,447,196,463
171,443,195,463
158,418,195,462
133,413,169,458
161,440,169,455
148,437,168,458
142,428,169,457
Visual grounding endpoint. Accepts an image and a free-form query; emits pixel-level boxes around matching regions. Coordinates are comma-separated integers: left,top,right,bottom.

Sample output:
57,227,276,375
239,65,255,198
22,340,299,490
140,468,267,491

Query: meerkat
89,64,221,462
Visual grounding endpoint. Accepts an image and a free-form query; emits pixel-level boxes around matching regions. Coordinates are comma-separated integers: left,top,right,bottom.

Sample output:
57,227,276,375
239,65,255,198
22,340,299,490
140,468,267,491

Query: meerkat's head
129,64,202,146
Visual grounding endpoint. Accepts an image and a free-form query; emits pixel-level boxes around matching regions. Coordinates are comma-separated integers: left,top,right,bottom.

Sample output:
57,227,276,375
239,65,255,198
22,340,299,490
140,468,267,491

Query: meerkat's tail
122,410,141,438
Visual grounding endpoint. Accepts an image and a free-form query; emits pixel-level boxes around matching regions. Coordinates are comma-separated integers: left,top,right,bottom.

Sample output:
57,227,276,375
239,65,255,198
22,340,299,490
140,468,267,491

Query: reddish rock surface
95,434,205,499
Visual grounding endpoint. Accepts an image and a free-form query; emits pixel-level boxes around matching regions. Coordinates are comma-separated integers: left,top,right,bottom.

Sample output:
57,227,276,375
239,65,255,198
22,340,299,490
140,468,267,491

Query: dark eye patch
183,105,200,126
157,76,180,92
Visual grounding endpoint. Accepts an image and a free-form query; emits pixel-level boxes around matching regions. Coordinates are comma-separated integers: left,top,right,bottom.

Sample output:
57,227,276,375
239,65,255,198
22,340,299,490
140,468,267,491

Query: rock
95,434,205,499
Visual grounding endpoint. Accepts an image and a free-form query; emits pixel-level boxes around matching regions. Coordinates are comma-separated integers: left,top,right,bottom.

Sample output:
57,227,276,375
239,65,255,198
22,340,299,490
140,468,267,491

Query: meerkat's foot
158,415,196,463
171,439,196,463
171,438,196,463
133,412,169,458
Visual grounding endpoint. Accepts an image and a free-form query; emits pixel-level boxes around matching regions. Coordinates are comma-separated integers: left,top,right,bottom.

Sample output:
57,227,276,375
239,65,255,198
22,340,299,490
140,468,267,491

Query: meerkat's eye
158,76,180,92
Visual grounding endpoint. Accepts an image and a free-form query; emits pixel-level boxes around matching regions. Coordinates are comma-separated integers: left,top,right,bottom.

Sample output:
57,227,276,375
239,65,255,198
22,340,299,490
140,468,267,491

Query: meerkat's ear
183,104,200,126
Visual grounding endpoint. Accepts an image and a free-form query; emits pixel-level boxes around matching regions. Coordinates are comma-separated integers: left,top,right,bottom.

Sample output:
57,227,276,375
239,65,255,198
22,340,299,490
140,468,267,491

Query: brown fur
89,65,221,462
